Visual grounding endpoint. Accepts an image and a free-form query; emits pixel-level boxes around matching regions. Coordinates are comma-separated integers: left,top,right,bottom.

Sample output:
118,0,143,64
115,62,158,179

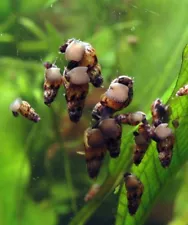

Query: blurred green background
0,0,188,225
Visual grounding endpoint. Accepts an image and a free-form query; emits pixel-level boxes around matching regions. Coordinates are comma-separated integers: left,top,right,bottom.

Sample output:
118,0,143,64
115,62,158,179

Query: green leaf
113,20,141,31
19,17,46,40
0,33,14,42
168,165,188,225
21,198,57,225
0,57,41,71
17,40,48,52
19,0,48,14
44,0,58,8
115,45,188,225
44,21,62,52
0,82,30,225
0,0,11,18
0,15,16,32
0,69,56,225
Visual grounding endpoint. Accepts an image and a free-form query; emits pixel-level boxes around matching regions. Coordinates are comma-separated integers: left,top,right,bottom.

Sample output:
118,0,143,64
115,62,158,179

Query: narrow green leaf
44,0,58,8
0,33,14,42
19,17,46,40
19,0,48,13
21,198,57,225
115,45,188,225
44,21,62,51
0,57,41,71
0,0,11,18
0,82,30,225
0,15,16,32
168,165,188,225
113,20,141,31
17,40,48,52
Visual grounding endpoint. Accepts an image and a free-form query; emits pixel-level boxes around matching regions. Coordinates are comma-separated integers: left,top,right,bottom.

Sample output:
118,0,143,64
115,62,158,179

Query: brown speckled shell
133,123,151,165
124,173,144,215
151,98,171,126
63,76,89,123
43,78,63,106
156,134,175,167
84,128,106,178
19,101,40,122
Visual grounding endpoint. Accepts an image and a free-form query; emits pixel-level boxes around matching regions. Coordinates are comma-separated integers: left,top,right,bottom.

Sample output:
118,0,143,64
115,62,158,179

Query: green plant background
0,0,188,225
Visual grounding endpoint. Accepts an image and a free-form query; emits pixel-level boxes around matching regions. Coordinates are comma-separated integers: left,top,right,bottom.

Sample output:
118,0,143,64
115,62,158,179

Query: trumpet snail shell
98,118,121,138
86,128,105,148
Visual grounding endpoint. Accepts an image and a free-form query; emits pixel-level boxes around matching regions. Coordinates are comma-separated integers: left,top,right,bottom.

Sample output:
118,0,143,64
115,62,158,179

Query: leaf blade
115,44,188,225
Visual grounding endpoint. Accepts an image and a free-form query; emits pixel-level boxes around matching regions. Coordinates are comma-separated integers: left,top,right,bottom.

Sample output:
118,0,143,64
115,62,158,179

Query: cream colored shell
66,67,89,85
106,83,129,102
131,111,146,123
155,123,172,140
65,40,85,61
46,67,62,82
10,98,22,112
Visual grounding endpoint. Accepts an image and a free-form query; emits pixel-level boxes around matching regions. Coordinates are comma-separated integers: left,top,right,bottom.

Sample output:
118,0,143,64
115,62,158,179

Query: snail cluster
9,38,187,216
84,75,146,178
133,98,175,168
43,38,103,122
59,38,103,122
